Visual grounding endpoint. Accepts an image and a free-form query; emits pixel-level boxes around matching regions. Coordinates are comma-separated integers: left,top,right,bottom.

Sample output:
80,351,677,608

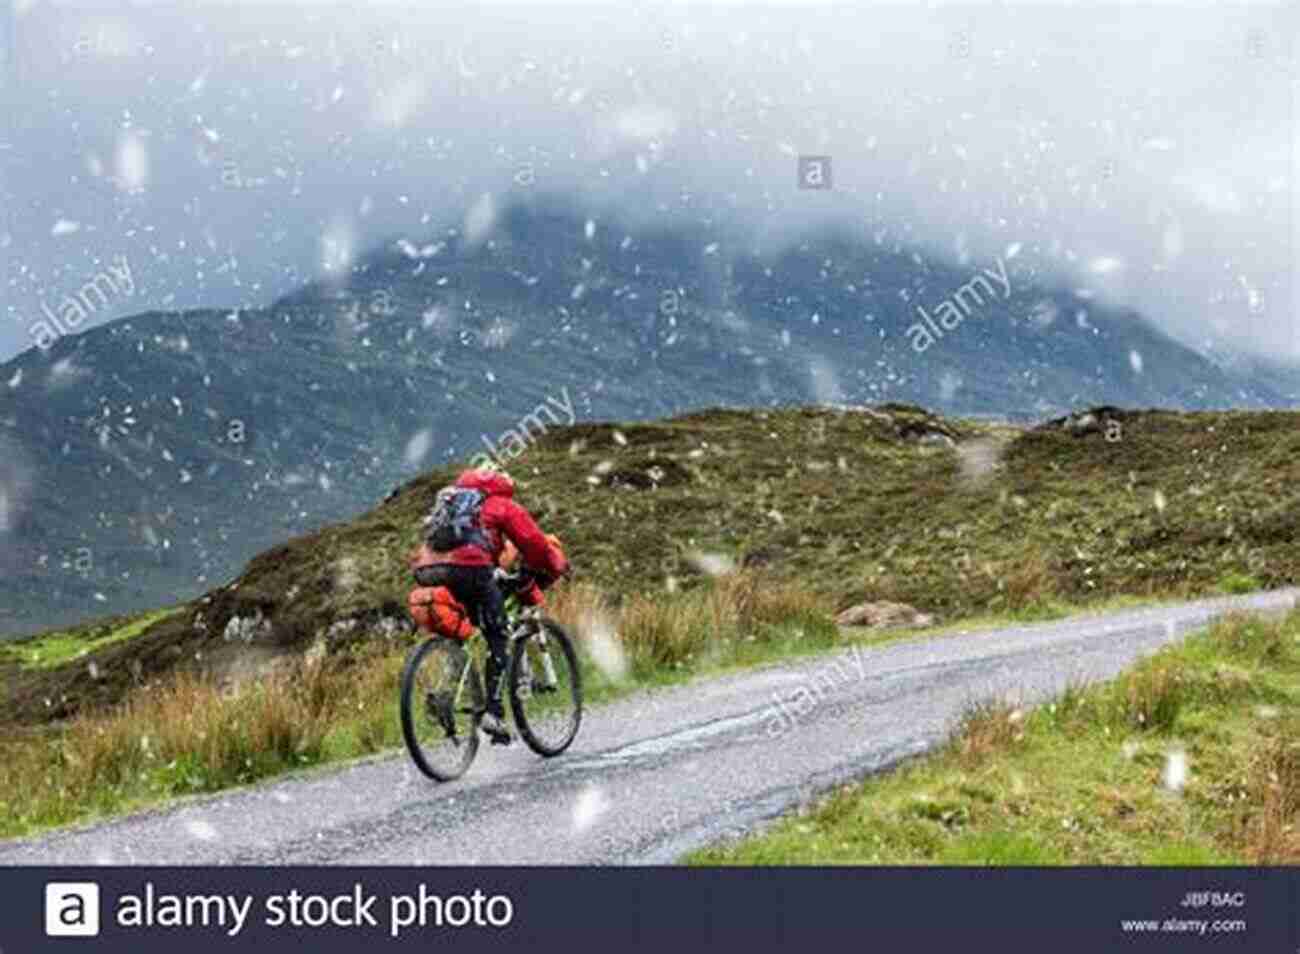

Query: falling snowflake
115,131,150,192
581,614,628,682
686,551,735,577
185,819,218,842
463,193,497,248
571,785,609,833
807,356,842,403
404,429,433,466
1162,749,1187,792
939,370,962,401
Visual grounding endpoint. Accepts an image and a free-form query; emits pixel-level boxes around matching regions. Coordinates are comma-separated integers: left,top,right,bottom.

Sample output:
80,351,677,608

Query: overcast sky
1,0,1295,364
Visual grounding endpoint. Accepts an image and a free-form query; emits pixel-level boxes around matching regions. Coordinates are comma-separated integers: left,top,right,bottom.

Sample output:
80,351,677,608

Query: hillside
5,401,1300,727
2,193,1296,637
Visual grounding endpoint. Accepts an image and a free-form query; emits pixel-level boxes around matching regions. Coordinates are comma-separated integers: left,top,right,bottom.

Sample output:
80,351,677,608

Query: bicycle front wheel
400,637,483,781
508,618,583,757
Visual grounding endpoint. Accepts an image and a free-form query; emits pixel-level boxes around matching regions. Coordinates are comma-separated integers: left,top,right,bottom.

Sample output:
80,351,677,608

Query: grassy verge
0,571,840,839
691,609,1300,865
1,609,179,670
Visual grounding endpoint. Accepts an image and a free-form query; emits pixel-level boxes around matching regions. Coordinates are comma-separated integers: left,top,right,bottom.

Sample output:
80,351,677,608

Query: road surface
3,588,1295,865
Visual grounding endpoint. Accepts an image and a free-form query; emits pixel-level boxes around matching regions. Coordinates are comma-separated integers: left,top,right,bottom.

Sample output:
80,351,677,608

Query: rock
374,615,411,640
324,617,359,643
321,613,413,650
835,601,936,629
741,546,780,569
1060,406,1123,437
1064,412,1099,434
222,609,273,644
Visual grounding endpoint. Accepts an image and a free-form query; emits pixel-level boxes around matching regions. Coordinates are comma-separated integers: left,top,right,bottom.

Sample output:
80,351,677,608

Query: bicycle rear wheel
508,618,582,757
400,637,483,781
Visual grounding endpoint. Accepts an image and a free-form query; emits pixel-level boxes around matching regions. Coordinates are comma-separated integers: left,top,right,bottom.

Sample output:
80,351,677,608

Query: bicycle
399,569,583,781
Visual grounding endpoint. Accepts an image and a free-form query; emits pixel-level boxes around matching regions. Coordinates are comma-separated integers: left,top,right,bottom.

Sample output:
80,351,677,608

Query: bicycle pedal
488,731,513,746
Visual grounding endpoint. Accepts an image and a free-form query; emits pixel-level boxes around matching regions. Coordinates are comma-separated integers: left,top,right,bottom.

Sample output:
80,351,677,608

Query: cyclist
409,463,569,741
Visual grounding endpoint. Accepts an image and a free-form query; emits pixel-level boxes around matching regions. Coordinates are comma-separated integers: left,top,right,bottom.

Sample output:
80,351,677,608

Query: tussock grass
691,608,1300,866
609,571,832,674
0,643,407,837
948,700,1026,770
1207,611,1288,664
1114,660,1187,733
1242,731,1300,862
540,570,833,678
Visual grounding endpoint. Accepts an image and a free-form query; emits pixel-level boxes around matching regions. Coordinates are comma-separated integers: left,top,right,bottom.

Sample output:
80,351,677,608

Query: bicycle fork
514,628,560,697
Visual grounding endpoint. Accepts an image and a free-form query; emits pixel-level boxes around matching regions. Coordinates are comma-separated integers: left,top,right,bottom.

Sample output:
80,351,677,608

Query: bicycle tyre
508,617,583,757
400,637,482,781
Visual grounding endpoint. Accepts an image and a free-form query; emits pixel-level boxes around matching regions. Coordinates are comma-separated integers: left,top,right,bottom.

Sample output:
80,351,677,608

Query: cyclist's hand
523,566,558,589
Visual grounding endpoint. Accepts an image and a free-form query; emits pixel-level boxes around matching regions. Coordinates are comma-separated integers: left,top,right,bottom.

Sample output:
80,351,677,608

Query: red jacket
410,470,568,577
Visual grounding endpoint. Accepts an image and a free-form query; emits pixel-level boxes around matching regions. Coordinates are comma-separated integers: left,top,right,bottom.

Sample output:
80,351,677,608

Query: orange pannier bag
408,586,475,641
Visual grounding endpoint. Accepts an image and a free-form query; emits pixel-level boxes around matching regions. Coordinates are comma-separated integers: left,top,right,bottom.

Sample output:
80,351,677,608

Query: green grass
1,609,178,670
690,609,1300,865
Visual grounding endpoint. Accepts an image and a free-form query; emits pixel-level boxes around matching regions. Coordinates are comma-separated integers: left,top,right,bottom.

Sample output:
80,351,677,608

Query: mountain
1,192,1295,637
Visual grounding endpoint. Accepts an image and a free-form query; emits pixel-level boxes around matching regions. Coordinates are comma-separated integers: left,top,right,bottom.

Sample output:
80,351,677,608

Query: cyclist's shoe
480,709,512,745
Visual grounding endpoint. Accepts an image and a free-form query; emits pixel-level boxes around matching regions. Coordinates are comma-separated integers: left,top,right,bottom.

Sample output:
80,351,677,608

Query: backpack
424,486,491,553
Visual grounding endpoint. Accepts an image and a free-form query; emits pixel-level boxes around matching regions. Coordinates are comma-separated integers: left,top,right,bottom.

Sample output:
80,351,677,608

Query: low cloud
1,3,1293,362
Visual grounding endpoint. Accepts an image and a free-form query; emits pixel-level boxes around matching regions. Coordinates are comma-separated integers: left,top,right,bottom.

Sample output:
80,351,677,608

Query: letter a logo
45,883,101,937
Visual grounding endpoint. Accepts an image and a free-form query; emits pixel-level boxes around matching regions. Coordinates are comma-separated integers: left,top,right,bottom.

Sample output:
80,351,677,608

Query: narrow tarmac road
5,589,1295,865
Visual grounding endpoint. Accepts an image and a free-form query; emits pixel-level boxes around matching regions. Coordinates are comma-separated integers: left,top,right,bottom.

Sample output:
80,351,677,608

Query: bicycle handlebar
494,565,567,593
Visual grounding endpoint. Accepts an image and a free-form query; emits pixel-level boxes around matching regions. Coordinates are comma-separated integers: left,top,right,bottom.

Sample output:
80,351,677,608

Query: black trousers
414,563,509,714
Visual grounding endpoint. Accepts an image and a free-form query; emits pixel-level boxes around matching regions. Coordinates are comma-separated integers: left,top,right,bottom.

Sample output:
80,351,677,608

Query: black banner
6,867,1295,951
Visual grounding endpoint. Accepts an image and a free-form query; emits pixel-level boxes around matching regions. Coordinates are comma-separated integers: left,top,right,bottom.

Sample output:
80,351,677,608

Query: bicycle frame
434,596,547,712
